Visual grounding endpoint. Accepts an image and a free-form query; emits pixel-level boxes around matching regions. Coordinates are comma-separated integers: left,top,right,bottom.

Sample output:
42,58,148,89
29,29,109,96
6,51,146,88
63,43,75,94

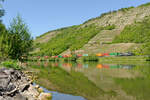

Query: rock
35,85,40,89
21,90,36,100
6,82,16,92
28,84,40,98
0,67,52,100
19,83,30,92
14,94,27,100
0,96,3,100
3,68,15,75
38,93,52,100
38,88,44,93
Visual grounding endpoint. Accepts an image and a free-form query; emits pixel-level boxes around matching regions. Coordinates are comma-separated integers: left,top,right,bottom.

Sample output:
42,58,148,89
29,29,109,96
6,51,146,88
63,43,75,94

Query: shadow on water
25,61,150,100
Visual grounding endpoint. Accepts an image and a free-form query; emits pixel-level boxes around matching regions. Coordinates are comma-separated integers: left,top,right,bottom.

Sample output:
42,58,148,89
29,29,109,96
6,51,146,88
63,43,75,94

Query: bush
82,56,99,62
104,24,116,30
119,7,134,12
1,60,22,70
63,57,77,62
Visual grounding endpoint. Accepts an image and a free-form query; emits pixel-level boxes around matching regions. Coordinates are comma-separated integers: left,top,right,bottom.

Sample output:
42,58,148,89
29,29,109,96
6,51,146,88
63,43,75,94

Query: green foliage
63,56,77,62
118,6,134,12
48,58,59,61
82,55,99,62
113,16,150,55
141,42,150,55
113,16,150,43
83,11,115,24
1,60,22,70
0,23,9,58
8,15,33,59
38,25,102,55
0,0,4,21
104,24,116,30
36,26,71,39
133,42,150,55
139,2,150,7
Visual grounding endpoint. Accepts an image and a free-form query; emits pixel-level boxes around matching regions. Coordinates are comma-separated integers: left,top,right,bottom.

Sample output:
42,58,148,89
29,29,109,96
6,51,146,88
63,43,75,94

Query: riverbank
27,56,150,63
0,67,52,100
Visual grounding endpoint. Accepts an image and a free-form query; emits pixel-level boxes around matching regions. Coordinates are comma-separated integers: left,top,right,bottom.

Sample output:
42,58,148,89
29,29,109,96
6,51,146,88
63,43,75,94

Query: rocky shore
0,67,52,100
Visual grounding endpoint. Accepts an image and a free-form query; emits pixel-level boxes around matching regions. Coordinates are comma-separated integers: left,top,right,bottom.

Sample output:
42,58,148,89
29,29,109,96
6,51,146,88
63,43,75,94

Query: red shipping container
54,56,58,58
102,65,109,68
102,53,109,56
77,54,82,57
44,56,49,59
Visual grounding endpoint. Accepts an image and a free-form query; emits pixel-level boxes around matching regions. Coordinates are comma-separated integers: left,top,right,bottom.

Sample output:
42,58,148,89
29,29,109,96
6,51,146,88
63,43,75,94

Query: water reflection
35,61,135,70
26,61,150,100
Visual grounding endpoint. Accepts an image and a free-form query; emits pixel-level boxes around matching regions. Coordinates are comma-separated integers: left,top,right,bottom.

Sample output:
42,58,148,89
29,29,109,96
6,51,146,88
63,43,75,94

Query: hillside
33,3,150,56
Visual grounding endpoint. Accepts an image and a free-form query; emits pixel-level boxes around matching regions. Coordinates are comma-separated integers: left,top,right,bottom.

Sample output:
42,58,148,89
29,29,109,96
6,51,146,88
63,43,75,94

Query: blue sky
2,0,150,38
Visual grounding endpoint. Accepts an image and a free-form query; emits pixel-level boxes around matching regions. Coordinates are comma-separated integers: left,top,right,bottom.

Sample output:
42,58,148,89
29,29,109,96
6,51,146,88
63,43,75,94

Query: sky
2,0,150,38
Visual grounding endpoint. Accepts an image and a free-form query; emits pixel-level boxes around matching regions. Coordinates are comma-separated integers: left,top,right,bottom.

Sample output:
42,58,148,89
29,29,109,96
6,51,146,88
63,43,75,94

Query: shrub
82,56,99,62
1,60,22,70
104,24,116,30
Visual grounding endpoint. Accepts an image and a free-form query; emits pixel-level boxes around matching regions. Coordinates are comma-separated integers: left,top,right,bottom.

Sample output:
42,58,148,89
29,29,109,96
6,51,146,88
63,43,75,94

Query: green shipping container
118,53,121,56
110,65,120,69
109,53,119,56
83,54,88,56
58,55,63,58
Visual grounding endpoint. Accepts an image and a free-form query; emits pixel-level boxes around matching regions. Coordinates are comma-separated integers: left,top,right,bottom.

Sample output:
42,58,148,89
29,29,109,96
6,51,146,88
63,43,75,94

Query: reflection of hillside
26,61,150,100
26,63,106,100
30,61,136,73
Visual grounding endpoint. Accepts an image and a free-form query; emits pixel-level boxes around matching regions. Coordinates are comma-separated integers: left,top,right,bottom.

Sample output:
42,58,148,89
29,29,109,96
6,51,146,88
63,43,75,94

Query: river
25,61,150,100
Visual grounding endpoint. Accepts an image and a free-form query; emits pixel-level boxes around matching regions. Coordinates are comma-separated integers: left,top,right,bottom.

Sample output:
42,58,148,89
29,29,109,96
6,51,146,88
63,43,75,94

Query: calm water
25,61,150,100
33,83,85,100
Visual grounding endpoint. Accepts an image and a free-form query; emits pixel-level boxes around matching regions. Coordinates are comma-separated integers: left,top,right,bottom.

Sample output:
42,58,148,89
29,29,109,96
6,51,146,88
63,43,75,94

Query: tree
8,15,33,59
0,0,4,21
0,23,9,59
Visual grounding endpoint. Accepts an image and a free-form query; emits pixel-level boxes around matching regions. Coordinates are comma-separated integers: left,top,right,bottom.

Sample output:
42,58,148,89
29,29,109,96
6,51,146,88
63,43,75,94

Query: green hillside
113,16,150,55
113,16,150,43
33,2,150,56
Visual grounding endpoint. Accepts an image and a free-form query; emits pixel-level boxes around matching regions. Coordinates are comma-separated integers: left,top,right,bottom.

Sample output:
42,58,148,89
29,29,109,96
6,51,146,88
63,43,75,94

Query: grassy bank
0,60,22,70
98,56,149,63
27,56,150,63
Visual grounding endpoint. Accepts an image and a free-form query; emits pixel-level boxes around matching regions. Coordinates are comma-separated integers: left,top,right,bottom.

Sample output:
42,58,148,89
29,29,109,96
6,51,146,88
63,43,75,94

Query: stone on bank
0,67,52,100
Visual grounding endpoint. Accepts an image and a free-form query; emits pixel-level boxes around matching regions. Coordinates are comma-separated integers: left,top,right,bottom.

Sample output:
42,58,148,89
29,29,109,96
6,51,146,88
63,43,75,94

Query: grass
139,2,150,8
99,56,148,63
1,60,22,70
